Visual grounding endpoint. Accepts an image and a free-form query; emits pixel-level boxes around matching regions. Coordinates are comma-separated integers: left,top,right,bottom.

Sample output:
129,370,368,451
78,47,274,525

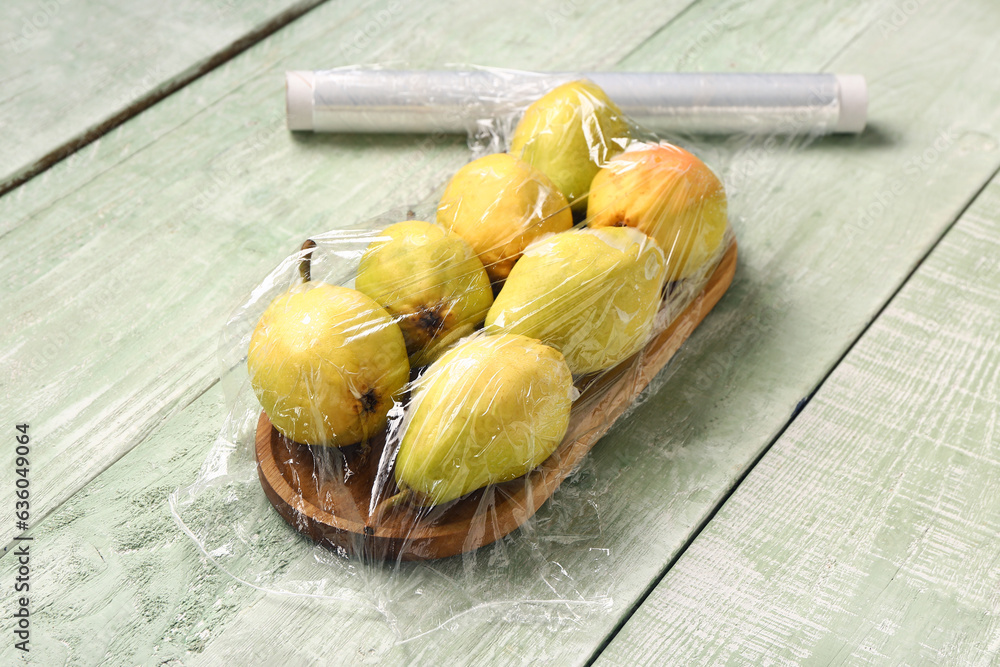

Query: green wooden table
3,1,999,664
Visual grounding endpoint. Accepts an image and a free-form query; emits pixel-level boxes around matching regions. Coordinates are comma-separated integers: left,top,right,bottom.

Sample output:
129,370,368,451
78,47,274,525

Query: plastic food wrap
170,67,819,639
286,69,868,134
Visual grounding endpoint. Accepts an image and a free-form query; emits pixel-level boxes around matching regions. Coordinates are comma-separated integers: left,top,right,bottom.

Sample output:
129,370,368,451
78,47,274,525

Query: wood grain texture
2,0,1000,665
0,0,699,550
0,0,328,195
167,0,1000,658
595,173,1000,667
0,390,259,666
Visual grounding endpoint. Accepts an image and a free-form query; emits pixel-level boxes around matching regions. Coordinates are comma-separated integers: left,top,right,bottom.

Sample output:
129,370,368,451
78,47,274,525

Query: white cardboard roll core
286,70,315,131
835,74,868,133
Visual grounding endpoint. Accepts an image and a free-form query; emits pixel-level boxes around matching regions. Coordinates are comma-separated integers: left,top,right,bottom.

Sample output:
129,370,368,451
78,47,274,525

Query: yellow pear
355,220,493,367
511,79,632,212
485,227,666,375
588,142,728,281
393,333,573,507
248,283,409,447
437,152,572,285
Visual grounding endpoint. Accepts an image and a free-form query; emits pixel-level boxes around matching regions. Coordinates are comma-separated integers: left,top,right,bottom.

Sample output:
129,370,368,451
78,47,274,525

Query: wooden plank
0,0,330,196
2,0,1000,665
0,2,1000,664
0,0,700,548
2,389,246,666
594,172,1000,667
162,0,1000,659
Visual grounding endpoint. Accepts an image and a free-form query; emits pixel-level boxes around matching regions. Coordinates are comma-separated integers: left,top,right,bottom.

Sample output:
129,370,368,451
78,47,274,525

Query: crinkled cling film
170,66,820,640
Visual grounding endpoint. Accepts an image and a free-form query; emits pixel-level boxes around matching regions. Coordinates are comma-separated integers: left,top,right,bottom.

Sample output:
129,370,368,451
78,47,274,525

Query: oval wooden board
256,240,737,561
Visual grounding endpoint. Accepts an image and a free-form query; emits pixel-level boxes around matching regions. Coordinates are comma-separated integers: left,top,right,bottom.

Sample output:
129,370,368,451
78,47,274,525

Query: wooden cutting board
255,240,737,561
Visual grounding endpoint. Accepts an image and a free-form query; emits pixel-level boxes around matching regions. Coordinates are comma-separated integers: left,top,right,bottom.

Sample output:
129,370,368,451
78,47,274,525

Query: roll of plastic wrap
286,69,867,135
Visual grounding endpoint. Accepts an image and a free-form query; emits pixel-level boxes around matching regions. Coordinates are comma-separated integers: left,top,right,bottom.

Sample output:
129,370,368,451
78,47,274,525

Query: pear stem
371,488,412,522
299,238,317,283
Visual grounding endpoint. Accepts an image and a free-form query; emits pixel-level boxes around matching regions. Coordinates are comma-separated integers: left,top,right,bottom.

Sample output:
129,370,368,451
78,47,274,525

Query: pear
248,283,410,447
511,79,632,212
485,227,666,375
437,153,572,285
588,142,728,281
355,220,493,367
392,333,574,507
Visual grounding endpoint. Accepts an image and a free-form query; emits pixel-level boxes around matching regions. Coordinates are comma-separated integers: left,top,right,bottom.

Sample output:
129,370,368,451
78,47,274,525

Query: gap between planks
0,373,222,561
613,0,704,65
0,0,332,200
584,158,1000,667
0,0,706,558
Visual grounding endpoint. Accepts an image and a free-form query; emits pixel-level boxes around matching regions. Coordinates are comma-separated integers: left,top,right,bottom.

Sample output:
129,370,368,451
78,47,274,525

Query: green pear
393,333,574,507
437,153,572,285
511,80,632,212
588,142,728,281
485,227,666,375
355,220,493,367
248,283,410,447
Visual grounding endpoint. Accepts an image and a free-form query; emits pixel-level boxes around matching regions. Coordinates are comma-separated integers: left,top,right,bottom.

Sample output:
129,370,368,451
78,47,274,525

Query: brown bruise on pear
248,248,410,447
395,302,470,360
402,304,448,347
355,221,494,367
